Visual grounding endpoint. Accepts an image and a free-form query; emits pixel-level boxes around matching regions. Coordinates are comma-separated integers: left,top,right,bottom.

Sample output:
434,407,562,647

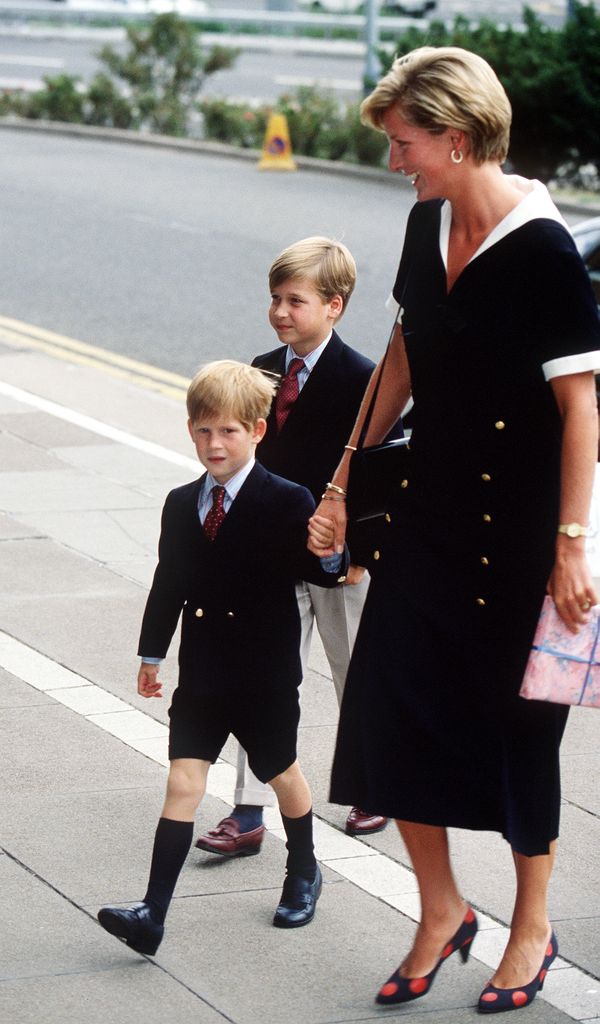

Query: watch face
567,524,579,537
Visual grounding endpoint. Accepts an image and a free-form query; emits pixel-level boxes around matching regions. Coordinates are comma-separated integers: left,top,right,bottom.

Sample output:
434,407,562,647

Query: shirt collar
203,457,255,502
285,331,332,373
439,178,567,271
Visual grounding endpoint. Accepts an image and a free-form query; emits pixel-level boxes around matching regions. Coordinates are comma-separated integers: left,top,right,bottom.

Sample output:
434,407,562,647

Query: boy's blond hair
269,236,356,315
187,360,276,429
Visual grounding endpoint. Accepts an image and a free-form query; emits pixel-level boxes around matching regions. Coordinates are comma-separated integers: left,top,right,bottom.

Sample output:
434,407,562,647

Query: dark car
572,216,600,308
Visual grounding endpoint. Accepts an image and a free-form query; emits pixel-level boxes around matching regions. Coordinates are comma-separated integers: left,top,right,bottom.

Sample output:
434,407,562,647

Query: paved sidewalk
0,328,599,1024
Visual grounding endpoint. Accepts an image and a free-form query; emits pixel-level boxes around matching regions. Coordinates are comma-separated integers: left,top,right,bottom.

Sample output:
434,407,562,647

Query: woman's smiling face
382,106,456,201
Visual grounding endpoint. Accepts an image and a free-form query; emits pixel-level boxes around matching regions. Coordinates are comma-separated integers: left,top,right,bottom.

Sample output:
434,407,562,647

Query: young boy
97,360,346,956
196,238,398,857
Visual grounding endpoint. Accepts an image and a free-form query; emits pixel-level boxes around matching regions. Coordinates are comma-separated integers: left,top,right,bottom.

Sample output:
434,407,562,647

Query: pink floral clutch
520,595,600,709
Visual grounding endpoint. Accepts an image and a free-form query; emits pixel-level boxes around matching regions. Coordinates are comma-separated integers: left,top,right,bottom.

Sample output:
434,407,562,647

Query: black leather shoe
97,901,164,955
273,865,322,928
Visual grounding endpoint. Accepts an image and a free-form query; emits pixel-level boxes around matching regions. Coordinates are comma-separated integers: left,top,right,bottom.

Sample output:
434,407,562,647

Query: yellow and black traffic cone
258,112,297,171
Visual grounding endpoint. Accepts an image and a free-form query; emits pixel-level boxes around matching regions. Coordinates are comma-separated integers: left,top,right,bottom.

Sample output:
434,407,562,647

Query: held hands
138,662,163,699
547,538,598,633
308,498,347,557
307,513,337,555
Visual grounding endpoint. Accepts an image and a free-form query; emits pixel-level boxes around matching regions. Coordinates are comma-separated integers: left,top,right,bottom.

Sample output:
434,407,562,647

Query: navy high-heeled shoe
375,906,478,1006
478,931,557,1014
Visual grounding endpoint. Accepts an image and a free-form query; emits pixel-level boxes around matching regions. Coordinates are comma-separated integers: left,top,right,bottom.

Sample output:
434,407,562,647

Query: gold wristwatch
557,522,590,538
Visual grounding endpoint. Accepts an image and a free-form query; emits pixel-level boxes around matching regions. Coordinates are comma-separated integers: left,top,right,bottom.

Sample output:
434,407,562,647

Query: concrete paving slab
0,666,54,708
562,751,600,816
561,707,599,756
15,508,159,565
106,556,157,586
1,701,163,799
0,509,40,539
53,441,197,490
153,884,476,1024
2,410,105,449
0,967,230,1024
545,968,600,1020
553,917,600,982
0,428,65,471
1,468,158,513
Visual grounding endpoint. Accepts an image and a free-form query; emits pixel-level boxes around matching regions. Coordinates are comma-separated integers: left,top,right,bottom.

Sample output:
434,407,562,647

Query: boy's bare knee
166,759,208,805
268,760,301,787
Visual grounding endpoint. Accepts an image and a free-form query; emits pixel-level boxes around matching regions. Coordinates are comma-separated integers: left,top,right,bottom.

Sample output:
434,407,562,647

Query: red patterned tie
275,357,305,432
203,485,226,541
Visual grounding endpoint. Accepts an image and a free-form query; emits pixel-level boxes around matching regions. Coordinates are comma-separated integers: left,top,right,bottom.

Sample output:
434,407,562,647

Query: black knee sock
281,808,316,882
143,817,194,924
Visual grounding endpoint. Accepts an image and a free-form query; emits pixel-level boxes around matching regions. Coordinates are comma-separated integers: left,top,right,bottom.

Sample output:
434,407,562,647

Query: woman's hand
308,499,347,556
547,538,598,632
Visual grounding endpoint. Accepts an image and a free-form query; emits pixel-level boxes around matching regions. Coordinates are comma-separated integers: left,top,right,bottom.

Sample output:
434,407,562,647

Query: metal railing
0,1,432,37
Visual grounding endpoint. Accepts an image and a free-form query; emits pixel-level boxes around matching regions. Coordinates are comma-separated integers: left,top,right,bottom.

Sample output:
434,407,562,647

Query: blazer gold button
385,513,391,523
373,550,381,560
400,479,408,488
476,597,486,606
337,575,347,584
227,611,235,618
483,514,492,523
481,473,491,482
495,421,505,430
481,556,489,565
195,608,204,618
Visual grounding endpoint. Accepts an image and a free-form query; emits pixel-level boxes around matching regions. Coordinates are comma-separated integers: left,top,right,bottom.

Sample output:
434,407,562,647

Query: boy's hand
138,662,163,698
309,497,347,556
308,513,336,555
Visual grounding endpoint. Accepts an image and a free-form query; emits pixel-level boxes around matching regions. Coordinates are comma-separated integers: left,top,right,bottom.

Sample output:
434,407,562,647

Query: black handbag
345,319,410,562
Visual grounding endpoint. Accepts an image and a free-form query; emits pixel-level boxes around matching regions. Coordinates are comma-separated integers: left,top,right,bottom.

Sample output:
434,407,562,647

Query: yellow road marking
0,314,189,402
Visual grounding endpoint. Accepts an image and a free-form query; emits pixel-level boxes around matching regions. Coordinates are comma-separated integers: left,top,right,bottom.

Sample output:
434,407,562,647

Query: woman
309,47,600,1014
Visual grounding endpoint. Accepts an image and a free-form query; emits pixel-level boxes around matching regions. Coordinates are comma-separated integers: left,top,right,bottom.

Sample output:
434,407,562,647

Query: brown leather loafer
195,817,265,857
345,807,388,836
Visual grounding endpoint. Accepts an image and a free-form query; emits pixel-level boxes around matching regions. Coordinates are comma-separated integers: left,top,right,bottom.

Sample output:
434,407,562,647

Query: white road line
1,381,597,1017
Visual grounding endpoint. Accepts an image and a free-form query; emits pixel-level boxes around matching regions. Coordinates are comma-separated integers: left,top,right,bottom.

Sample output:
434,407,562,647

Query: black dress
330,187,600,856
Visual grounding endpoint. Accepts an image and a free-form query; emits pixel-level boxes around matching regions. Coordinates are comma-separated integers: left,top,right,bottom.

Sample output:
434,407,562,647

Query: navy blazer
138,463,348,695
252,329,376,504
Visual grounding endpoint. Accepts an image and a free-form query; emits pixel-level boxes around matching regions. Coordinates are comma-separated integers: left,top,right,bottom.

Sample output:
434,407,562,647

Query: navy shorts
168,685,300,783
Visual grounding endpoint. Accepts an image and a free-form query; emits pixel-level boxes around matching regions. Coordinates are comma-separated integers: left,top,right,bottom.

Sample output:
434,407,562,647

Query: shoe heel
459,941,472,964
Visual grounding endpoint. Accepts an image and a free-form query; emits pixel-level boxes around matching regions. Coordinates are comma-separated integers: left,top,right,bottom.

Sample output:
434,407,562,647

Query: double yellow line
0,314,189,402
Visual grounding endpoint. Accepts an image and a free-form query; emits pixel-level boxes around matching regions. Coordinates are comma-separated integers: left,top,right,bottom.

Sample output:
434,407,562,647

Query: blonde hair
361,46,511,165
269,236,356,315
187,360,276,428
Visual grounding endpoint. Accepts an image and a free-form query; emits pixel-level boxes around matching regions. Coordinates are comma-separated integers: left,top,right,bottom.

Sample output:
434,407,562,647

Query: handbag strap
358,270,411,448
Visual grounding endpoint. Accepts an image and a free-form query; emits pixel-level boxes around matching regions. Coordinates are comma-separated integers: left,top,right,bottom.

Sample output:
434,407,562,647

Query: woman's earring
450,148,463,165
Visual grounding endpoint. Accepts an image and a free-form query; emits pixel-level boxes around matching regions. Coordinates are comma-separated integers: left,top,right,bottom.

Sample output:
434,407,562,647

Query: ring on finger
581,600,592,611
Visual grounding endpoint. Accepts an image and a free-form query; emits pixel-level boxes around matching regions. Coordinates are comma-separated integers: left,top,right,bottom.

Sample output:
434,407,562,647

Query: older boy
196,238,394,857
97,361,346,956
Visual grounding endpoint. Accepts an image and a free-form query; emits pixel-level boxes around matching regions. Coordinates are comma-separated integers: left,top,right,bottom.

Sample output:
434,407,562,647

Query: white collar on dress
439,178,568,272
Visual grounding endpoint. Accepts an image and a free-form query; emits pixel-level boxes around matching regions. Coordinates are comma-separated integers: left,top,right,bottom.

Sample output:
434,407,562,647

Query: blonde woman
311,47,600,1014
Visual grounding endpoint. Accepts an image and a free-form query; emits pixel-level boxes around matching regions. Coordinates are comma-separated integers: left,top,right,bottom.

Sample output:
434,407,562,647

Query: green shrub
95,13,239,136
380,3,600,181
200,97,267,148
85,73,135,129
25,74,85,123
275,86,349,161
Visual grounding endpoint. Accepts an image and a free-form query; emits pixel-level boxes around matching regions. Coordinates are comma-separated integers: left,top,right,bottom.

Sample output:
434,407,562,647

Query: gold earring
450,148,463,165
